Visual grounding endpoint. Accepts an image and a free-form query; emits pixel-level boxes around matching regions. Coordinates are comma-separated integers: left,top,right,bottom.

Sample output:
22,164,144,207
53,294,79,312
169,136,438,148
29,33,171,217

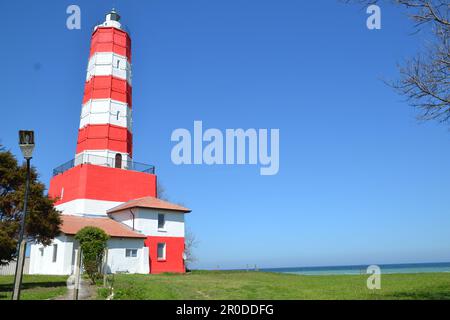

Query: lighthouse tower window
114,153,122,169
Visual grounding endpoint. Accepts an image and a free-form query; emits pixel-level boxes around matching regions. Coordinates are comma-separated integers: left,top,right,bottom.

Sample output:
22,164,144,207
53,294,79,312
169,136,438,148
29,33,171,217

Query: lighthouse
77,9,133,168
50,9,154,215
28,10,190,275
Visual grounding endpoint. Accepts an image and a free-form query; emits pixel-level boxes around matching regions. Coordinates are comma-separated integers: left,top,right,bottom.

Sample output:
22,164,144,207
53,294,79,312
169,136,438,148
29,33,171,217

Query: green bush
75,227,109,284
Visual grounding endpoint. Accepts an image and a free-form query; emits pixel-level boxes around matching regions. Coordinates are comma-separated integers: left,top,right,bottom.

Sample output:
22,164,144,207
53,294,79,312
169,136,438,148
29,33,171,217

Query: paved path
52,277,97,300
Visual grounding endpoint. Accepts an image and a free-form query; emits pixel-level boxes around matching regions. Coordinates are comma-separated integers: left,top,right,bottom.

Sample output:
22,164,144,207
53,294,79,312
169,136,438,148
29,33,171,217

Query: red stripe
83,76,132,107
77,124,132,155
90,27,131,61
49,164,157,205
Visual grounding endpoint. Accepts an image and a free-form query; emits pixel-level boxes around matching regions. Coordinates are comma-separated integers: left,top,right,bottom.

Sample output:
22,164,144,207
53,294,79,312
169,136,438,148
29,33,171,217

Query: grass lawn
0,275,68,300
99,270,450,300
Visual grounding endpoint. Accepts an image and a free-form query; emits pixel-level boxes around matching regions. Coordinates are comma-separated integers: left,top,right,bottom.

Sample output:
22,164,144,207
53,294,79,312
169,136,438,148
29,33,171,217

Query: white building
29,197,190,275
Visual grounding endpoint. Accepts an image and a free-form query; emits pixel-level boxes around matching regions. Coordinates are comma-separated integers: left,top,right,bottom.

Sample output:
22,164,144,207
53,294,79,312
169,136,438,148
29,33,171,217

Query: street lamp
12,130,35,300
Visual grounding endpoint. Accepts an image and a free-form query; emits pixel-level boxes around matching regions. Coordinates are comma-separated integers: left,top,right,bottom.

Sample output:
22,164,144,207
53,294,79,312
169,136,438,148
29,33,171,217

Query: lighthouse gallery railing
52,154,155,176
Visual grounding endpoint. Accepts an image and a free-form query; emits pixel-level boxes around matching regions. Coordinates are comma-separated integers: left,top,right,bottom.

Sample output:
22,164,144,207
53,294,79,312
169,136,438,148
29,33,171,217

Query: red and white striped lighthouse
49,10,157,216
34,10,190,275
77,9,133,167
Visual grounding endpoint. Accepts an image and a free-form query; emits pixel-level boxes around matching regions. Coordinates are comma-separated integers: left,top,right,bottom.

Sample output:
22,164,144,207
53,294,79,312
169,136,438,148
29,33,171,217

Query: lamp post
12,130,35,300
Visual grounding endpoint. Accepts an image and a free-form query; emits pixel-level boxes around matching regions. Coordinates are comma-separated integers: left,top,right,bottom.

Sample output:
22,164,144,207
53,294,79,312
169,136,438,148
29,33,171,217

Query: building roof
107,196,191,214
60,215,146,239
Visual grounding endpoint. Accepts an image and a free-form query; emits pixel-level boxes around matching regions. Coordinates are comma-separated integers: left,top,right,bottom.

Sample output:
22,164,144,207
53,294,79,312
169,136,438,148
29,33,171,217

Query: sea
259,262,450,276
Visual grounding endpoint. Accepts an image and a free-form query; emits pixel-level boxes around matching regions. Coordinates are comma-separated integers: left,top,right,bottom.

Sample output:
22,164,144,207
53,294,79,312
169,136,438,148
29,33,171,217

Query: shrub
75,226,109,284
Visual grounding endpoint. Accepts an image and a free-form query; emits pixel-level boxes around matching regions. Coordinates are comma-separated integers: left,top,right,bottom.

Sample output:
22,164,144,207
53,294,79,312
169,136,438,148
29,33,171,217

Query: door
114,153,122,169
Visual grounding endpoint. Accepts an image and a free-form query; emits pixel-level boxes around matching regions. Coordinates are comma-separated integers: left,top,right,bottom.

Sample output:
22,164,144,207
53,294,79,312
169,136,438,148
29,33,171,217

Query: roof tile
107,196,191,214
60,215,146,239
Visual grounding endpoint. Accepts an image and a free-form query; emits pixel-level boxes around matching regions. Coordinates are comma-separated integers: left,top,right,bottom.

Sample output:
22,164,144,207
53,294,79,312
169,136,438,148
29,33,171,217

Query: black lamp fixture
18,130,35,159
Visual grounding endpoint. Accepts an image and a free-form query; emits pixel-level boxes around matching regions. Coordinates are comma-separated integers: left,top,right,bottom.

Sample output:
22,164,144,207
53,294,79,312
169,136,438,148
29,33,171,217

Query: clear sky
1,0,449,269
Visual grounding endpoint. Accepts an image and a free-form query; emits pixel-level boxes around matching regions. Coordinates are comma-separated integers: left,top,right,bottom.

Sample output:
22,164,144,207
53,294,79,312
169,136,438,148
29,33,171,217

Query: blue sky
1,1,449,269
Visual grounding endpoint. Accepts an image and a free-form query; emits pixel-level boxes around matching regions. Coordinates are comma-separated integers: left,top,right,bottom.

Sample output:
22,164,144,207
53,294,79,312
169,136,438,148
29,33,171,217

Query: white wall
111,208,185,238
80,99,132,130
86,52,132,84
110,209,135,228
106,238,148,274
74,150,132,169
29,235,148,275
29,235,74,275
55,199,123,216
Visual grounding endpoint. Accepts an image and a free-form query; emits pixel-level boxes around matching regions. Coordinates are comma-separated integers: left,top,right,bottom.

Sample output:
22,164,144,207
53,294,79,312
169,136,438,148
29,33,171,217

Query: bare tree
184,229,199,270
156,180,169,201
345,0,449,124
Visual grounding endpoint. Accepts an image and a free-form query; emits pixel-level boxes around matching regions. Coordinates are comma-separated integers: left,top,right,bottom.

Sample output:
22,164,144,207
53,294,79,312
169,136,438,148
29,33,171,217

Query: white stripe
56,199,124,216
80,99,132,130
74,150,132,167
86,52,132,85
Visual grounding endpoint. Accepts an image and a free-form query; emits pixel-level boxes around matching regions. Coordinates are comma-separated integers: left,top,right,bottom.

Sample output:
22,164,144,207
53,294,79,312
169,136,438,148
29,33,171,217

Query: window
39,247,44,257
116,59,120,69
125,249,137,258
158,214,165,230
52,244,58,262
157,243,166,260
115,153,122,169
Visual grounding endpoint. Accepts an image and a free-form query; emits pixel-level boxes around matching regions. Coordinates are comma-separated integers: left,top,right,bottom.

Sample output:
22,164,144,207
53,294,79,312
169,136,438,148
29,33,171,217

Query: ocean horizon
231,262,450,275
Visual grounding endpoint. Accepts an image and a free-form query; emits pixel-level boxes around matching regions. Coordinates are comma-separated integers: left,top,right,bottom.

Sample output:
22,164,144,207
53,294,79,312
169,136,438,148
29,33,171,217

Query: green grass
0,275,68,300
99,270,450,300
